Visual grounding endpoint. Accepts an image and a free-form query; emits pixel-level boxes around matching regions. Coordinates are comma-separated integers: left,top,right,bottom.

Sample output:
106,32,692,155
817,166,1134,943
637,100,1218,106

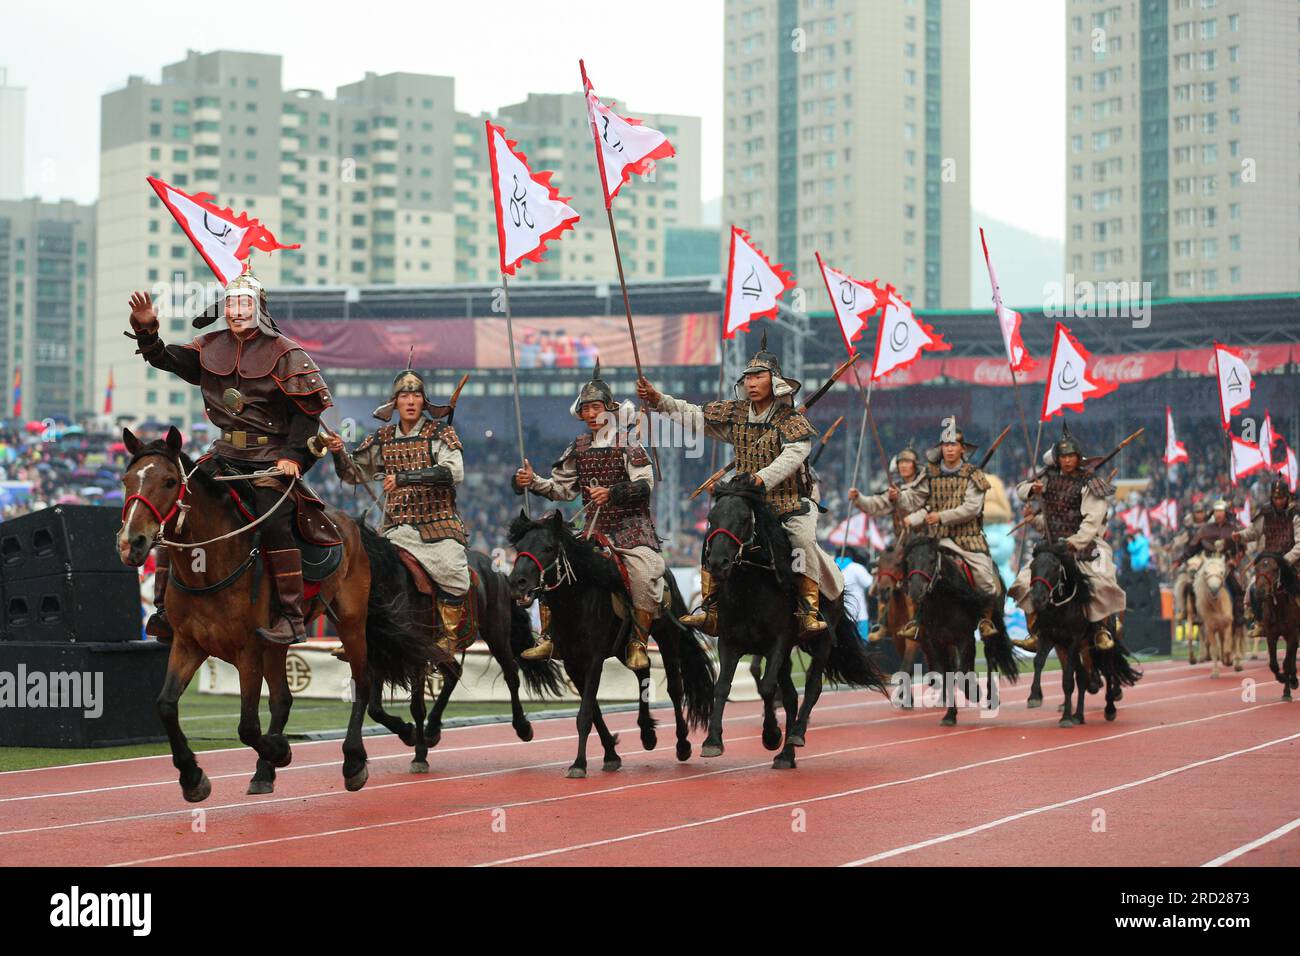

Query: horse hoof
181,772,211,804
675,740,692,762
269,740,292,769
1234,664,1243,672
788,734,806,748
566,766,587,779
344,766,369,792
602,759,622,773
514,723,534,743
940,716,957,727
1058,718,1075,729
1026,697,1043,709
772,756,796,770
761,728,782,751
640,731,657,752
246,778,273,796
1058,703,1066,713
1113,688,1123,701
1104,707,1117,722
1072,716,1085,725
1284,689,1293,702
409,760,429,774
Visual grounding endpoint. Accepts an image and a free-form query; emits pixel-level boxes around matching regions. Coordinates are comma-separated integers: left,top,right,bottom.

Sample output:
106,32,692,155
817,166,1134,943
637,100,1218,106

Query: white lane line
109,726,992,866
843,729,1300,866
1202,817,1300,867
109,685,1264,867
0,657,1191,779
474,701,1284,868
0,709,939,836
1,658,1214,801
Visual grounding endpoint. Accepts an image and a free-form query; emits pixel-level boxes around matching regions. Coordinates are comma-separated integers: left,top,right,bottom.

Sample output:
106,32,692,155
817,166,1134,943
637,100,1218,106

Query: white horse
1193,552,1236,678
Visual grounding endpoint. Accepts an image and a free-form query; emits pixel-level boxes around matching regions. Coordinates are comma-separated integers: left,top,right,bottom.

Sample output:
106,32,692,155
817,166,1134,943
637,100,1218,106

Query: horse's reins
1033,563,1078,607
514,540,577,601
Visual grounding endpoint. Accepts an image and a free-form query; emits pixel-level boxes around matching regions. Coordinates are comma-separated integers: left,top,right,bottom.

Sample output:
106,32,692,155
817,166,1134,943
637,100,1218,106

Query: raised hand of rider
848,487,860,501
635,376,660,406
324,433,345,454
887,486,900,502
514,458,534,489
128,291,159,335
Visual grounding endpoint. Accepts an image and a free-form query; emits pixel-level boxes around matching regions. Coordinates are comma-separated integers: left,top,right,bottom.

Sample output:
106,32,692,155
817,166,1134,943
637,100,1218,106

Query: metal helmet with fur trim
926,415,978,463
570,358,619,419
196,264,281,335
372,351,452,423
736,330,801,400
889,443,921,475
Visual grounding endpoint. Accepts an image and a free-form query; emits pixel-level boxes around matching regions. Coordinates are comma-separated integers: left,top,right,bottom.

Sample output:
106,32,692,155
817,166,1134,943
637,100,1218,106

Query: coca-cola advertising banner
1177,344,1293,377
279,314,720,369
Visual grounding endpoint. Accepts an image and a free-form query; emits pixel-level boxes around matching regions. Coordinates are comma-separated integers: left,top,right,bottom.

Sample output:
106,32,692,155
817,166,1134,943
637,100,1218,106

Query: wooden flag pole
840,372,876,558
710,335,726,473
580,59,662,482
500,272,531,516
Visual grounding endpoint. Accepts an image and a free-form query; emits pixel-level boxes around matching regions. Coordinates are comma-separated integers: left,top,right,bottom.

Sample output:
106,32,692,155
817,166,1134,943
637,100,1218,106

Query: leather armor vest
1261,505,1296,554
704,400,816,518
1044,470,1087,541
376,421,467,545
571,435,660,551
925,462,989,554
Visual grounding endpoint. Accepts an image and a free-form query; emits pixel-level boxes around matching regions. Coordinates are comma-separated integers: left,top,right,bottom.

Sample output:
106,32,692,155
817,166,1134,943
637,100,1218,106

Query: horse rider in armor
848,444,924,642
637,333,844,638
1235,478,1300,639
514,362,666,670
1008,424,1125,651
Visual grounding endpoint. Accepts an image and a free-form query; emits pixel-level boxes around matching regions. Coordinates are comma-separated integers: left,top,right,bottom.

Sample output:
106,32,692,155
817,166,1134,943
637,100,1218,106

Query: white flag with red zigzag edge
864,281,950,380
581,60,676,207
1213,342,1254,429
1230,433,1267,485
486,121,581,276
979,227,1035,373
1163,406,1189,466
723,226,795,339
1039,323,1118,421
827,513,886,550
1118,505,1151,537
1276,442,1299,493
1236,498,1252,527
1150,498,1179,531
147,176,299,285
1259,411,1277,469
815,252,876,356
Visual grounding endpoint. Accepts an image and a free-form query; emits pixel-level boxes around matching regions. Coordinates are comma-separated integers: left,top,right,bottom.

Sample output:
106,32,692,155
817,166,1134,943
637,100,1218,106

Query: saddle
395,548,479,642
588,533,668,620
200,457,343,583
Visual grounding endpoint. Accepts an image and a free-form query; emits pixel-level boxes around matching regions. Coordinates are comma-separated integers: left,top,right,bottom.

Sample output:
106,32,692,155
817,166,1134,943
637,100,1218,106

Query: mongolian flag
863,281,950,380
103,368,114,416
722,226,795,339
979,227,1035,373
580,60,676,207
1230,433,1267,485
1213,342,1253,429
10,369,19,419
1163,406,1188,466
485,120,581,276
147,176,299,286
814,252,876,357
1039,323,1117,421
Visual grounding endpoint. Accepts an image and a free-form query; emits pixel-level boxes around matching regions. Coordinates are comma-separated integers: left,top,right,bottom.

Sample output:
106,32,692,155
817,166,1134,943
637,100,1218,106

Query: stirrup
1092,626,1114,650
977,616,998,639
898,619,919,640
867,623,886,643
521,637,554,661
1012,635,1038,652
624,637,650,670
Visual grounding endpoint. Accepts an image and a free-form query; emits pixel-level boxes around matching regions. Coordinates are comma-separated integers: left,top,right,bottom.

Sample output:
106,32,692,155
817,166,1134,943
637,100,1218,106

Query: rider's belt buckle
223,430,268,450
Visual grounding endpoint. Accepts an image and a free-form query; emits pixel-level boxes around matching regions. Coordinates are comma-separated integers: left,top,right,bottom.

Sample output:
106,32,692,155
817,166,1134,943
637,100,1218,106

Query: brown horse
1252,553,1300,700
117,427,431,802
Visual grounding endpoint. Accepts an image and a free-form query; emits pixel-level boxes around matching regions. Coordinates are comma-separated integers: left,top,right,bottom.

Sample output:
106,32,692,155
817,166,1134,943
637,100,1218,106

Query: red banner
1090,349,1179,383
849,358,944,390
1178,344,1292,377
941,357,1048,386
281,319,478,369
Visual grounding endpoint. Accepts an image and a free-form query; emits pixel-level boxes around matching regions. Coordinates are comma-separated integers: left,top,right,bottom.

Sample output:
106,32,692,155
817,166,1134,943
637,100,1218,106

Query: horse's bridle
122,450,197,538
513,540,576,601
1033,559,1078,607
703,496,770,571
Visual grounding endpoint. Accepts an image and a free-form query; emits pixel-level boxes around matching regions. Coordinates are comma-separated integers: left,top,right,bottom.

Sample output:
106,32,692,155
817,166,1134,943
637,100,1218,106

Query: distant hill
969,213,1064,311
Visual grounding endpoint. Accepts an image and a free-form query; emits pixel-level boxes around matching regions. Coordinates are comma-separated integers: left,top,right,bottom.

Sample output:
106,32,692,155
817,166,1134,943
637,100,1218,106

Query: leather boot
680,568,718,635
257,549,307,645
626,608,653,670
435,593,468,659
795,576,828,636
1012,611,1039,652
522,602,555,660
145,548,174,643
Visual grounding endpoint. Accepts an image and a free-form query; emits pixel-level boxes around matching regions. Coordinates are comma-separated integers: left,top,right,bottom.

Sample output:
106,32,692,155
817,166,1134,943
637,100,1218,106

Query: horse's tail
358,525,435,691
824,613,890,692
508,599,566,699
664,575,715,729
983,630,1022,683
1107,642,1142,687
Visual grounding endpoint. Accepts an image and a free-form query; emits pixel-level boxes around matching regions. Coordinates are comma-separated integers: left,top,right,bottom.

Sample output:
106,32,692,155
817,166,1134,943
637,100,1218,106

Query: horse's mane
712,480,797,592
904,533,983,603
507,511,625,593
1031,540,1094,607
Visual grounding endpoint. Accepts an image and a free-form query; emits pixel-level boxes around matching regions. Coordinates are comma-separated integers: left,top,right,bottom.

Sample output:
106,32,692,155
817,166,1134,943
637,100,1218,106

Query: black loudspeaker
1122,606,1172,656
0,641,169,747
0,505,129,582
2,572,144,643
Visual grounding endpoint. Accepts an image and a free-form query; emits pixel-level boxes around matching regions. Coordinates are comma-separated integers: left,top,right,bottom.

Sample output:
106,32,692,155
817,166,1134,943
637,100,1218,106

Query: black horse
1251,552,1300,700
697,481,888,769
507,510,716,778
363,537,565,771
902,533,1019,725
1025,542,1140,725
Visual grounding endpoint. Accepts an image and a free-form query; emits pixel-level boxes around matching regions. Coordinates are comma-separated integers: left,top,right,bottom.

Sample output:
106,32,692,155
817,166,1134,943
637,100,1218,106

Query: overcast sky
3,0,1064,240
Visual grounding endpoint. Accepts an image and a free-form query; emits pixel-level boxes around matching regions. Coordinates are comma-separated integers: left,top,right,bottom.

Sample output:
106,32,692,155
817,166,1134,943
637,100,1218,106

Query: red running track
0,659,1296,867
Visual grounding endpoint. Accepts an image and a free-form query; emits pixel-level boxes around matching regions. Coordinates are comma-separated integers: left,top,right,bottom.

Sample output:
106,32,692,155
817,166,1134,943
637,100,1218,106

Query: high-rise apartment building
0,68,26,201
1066,1,1300,298
723,0,971,309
